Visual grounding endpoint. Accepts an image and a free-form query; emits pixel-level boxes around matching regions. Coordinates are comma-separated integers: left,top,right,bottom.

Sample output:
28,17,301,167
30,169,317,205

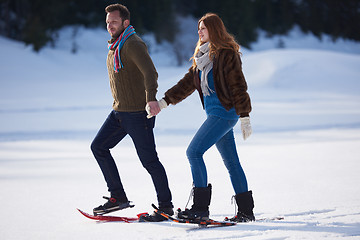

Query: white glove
146,99,168,118
240,117,252,140
158,98,168,110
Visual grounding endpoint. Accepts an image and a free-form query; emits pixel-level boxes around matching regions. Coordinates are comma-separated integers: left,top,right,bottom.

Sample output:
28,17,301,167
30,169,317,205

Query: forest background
1,0,359,57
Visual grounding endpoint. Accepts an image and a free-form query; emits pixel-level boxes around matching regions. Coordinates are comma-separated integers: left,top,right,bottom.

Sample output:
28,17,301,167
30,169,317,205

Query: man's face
106,10,126,38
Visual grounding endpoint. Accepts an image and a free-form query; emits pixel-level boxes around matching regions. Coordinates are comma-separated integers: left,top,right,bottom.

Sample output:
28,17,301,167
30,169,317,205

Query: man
90,3,173,221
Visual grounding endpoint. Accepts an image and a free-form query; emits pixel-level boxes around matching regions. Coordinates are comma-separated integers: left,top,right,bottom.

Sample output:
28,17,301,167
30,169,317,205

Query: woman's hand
240,117,252,140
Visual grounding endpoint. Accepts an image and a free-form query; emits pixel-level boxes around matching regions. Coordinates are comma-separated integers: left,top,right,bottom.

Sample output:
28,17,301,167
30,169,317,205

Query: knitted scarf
108,25,136,72
194,42,214,96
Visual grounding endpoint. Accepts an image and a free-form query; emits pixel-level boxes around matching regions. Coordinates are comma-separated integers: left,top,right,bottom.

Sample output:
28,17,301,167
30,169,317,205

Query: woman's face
198,21,209,42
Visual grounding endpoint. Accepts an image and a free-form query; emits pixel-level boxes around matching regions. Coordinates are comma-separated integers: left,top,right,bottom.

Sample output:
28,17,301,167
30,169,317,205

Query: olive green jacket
107,34,158,112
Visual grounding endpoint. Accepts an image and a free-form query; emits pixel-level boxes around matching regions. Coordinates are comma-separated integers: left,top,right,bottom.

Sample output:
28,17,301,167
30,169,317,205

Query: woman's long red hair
191,13,240,69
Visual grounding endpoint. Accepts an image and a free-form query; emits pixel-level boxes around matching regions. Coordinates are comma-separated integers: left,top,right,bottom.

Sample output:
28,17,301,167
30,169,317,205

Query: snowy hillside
1,24,360,240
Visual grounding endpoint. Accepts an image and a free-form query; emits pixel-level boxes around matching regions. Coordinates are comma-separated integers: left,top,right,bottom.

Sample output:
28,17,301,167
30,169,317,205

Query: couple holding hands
90,3,254,223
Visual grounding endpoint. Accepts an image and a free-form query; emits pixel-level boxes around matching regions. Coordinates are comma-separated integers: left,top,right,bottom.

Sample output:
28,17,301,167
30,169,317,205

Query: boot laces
231,195,238,216
185,184,195,209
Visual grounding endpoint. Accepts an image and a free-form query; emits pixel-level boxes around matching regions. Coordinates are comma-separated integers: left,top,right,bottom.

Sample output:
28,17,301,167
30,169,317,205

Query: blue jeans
91,110,172,207
186,115,248,194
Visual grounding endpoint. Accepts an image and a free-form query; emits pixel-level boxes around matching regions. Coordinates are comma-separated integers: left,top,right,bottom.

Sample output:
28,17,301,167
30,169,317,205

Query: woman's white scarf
194,42,214,96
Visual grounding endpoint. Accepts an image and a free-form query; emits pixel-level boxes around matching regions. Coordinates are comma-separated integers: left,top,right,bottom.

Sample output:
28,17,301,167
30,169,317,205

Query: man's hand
146,99,168,118
147,101,161,117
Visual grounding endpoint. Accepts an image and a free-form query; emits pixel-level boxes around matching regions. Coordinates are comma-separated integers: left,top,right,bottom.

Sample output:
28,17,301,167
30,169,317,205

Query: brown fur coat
163,49,251,117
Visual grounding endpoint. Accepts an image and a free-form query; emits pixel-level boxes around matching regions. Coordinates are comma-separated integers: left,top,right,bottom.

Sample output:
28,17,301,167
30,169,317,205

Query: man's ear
123,19,130,28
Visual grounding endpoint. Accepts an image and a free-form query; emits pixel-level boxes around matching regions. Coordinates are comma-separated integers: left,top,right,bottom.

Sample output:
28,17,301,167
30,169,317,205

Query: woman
149,13,254,222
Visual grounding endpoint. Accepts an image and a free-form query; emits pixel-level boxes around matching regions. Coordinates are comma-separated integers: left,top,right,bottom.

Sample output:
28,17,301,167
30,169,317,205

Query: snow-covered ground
1,22,360,239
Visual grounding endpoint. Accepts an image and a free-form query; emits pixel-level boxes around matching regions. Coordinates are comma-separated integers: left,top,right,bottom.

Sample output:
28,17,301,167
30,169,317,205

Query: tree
1,0,359,52
0,0,176,51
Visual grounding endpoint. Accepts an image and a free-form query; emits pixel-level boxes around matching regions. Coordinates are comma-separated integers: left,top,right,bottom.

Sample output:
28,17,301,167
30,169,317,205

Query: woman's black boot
177,184,212,220
228,190,255,222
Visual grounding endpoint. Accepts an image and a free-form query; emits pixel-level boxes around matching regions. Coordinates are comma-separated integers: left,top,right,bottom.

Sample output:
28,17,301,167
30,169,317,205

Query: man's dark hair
105,4,130,21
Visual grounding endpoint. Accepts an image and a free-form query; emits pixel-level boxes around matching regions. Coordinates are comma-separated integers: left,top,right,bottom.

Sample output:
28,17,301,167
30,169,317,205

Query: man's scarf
108,25,136,72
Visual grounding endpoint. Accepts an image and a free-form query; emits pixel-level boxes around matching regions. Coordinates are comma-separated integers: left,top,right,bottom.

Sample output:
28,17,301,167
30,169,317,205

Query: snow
1,22,360,239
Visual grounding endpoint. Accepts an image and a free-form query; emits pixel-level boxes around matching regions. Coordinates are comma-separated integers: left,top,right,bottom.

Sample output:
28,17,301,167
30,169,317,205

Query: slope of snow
1,30,359,138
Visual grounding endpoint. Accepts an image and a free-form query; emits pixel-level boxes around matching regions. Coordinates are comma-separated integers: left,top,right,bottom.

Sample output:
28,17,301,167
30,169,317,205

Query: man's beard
111,26,125,39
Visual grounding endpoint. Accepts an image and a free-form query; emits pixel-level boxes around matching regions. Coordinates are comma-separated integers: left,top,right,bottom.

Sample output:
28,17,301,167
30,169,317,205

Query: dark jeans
91,110,172,207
